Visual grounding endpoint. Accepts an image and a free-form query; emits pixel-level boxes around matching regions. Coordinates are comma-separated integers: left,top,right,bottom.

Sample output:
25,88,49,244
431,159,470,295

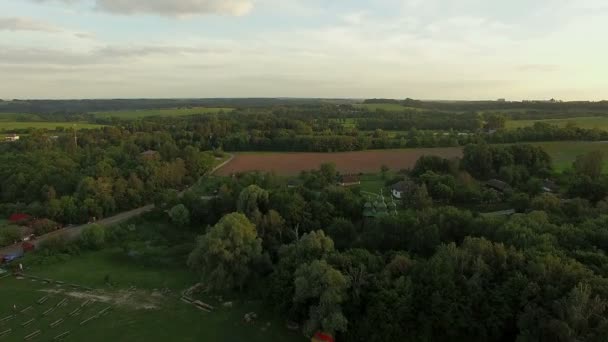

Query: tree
169,204,190,227
237,185,269,222
0,225,22,247
574,151,603,179
413,184,432,210
80,224,106,250
188,213,262,291
485,113,507,131
326,218,356,250
380,165,389,180
294,260,350,336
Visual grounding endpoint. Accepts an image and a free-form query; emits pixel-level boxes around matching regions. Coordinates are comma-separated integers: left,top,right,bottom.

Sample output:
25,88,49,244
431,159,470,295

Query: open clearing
0,121,104,131
216,148,463,175
0,249,303,342
93,107,232,119
507,116,608,130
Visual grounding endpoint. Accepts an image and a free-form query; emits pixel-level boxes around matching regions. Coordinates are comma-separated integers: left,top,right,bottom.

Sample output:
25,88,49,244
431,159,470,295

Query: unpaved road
0,154,233,258
0,205,154,257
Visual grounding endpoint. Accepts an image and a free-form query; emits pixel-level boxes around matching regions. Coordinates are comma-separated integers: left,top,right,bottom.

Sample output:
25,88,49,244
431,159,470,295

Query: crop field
0,249,303,342
0,122,105,132
507,116,608,130
216,148,463,176
93,107,233,119
531,141,608,171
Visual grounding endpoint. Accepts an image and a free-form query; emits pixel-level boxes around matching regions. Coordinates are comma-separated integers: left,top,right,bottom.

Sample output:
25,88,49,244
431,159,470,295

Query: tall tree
188,212,262,291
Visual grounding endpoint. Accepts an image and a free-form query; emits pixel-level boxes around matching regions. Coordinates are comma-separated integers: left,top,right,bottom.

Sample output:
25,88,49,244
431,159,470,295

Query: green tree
413,184,432,210
237,185,269,222
80,224,106,250
188,213,262,291
169,204,190,227
574,151,604,180
294,260,350,336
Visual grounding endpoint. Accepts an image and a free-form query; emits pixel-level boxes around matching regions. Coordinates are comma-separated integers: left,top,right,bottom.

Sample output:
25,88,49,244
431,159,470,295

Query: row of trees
0,127,216,224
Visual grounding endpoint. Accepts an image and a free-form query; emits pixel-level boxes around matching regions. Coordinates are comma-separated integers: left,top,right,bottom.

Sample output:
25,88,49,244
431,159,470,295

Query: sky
1,0,607,100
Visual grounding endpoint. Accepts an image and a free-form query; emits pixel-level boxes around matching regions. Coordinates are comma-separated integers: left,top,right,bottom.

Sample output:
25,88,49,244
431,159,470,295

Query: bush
0,225,22,247
79,224,106,250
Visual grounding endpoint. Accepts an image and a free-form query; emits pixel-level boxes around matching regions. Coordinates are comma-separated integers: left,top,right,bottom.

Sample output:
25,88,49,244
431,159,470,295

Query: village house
4,134,19,142
391,179,417,199
339,174,361,187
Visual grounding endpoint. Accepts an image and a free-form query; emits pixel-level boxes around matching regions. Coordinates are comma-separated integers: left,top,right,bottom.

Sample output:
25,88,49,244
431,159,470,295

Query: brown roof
485,179,512,192
141,150,158,156
341,175,360,184
391,180,416,193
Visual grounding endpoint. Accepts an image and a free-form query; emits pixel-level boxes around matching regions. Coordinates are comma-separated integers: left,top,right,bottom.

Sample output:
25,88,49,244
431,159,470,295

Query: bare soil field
216,148,463,176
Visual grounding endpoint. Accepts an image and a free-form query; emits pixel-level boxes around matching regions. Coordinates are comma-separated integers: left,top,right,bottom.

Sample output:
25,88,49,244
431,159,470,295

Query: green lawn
507,116,608,130
0,249,304,342
359,173,389,194
530,141,608,172
0,121,105,131
93,107,233,119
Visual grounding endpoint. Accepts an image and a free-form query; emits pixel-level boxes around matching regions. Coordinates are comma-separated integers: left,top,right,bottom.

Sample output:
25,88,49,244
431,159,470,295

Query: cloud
0,17,62,33
29,0,254,17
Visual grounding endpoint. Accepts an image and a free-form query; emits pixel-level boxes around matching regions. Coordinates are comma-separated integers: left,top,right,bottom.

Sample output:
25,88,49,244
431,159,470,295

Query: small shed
485,179,512,193
339,175,361,187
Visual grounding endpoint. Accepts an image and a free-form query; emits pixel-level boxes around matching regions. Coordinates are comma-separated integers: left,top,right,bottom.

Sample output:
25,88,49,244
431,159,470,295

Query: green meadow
0,122,105,132
93,107,233,119
507,116,608,130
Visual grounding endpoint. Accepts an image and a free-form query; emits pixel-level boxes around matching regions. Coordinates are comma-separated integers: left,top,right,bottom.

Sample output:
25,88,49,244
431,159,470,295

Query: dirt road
0,205,154,258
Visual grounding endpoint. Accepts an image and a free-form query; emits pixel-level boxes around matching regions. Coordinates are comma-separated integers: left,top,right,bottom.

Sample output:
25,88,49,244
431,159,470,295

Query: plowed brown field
216,148,463,176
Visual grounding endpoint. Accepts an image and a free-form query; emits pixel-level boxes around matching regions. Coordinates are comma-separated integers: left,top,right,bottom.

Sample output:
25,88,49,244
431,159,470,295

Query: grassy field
531,141,608,171
0,249,303,342
0,122,105,132
507,116,608,130
93,107,232,119
355,103,426,112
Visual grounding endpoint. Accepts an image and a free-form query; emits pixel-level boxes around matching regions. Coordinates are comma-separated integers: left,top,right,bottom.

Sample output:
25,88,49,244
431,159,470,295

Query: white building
4,134,19,142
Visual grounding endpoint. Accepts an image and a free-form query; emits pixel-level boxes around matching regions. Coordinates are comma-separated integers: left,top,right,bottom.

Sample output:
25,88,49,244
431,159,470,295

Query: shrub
79,224,106,250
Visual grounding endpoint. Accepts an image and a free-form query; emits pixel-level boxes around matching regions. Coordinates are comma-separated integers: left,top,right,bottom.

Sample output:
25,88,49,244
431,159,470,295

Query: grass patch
1,248,304,342
530,141,608,172
93,107,233,119
0,122,105,132
507,116,608,130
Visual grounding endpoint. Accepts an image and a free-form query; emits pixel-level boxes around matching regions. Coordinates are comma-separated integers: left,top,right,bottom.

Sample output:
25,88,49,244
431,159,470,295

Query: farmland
216,148,463,176
0,248,304,342
507,116,608,130
93,107,232,119
0,122,105,132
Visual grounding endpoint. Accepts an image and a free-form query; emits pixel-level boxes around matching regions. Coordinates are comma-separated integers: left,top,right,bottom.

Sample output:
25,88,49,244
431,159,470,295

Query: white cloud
29,0,254,17
0,17,62,33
